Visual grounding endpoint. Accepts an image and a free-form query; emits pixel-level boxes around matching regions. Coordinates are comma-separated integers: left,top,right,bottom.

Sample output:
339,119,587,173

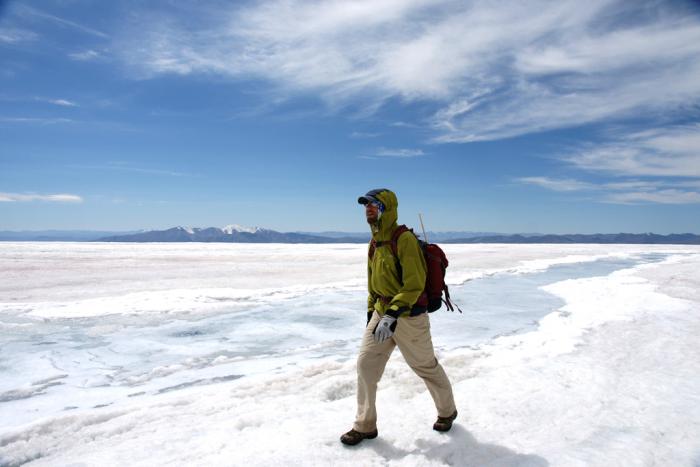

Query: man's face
365,202,380,224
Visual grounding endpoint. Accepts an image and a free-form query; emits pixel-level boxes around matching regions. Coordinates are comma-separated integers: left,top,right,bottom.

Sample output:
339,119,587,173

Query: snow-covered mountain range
97,228,700,244
96,226,356,243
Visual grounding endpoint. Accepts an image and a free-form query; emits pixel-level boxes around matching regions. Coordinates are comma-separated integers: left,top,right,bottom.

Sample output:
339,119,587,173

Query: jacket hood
362,188,398,241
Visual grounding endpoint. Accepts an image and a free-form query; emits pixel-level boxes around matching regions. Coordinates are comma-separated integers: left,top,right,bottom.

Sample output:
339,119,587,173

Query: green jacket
367,189,427,318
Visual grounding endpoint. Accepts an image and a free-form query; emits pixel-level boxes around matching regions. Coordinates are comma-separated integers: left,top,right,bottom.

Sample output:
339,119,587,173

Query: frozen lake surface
1,243,699,466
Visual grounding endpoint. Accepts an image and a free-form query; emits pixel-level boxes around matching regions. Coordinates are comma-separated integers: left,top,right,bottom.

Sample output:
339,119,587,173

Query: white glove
373,315,397,343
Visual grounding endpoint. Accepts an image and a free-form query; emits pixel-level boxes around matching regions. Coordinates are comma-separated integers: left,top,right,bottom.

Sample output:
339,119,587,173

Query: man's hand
373,315,397,343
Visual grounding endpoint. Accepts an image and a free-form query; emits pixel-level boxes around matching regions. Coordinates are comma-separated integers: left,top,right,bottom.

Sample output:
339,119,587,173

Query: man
340,188,458,446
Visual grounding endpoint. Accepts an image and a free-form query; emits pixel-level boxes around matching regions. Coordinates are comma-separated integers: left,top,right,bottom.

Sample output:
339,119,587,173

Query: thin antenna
418,213,428,243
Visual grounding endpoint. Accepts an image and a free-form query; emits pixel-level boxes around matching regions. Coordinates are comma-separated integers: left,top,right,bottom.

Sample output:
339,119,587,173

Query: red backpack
369,225,462,313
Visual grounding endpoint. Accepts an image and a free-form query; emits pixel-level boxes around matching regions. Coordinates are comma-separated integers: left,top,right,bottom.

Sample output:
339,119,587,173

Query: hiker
340,188,458,446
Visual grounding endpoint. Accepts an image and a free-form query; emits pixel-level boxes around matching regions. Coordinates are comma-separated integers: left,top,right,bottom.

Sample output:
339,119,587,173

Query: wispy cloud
17,5,109,39
0,96,79,107
68,49,103,61
71,164,192,177
390,121,419,128
373,147,425,158
118,0,700,142
605,190,700,205
520,123,700,204
0,192,83,203
0,27,38,44
0,117,74,125
518,176,700,205
0,116,140,132
567,124,700,177
518,177,596,192
50,99,77,107
350,131,381,139
36,98,78,107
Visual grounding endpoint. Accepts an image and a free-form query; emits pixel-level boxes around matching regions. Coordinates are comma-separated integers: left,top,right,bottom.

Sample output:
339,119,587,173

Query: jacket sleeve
367,245,377,312
387,232,426,317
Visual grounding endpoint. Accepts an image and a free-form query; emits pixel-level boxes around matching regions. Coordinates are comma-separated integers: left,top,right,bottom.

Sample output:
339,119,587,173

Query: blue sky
1,0,699,234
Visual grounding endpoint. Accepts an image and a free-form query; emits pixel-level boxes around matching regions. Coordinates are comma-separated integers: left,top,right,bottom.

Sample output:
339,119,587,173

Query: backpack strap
390,225,410,281
368,225,411,260
390,225,410,257
442,285,463,313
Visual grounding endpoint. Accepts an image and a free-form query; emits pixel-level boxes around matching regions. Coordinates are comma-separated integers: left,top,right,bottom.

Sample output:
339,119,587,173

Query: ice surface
1,243,699,466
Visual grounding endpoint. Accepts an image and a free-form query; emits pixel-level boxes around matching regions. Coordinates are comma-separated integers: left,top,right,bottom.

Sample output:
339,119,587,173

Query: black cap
358,188,388,205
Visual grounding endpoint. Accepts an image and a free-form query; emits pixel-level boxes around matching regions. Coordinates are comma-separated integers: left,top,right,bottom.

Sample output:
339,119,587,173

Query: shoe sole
340,431,378,446
433,423,453,432
433,410,458,432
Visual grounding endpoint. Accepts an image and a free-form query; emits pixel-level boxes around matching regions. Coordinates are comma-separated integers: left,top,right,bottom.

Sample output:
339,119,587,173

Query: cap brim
358,195,378,205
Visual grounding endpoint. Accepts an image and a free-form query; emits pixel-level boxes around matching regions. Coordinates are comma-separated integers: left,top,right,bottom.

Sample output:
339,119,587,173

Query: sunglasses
364,200,385,212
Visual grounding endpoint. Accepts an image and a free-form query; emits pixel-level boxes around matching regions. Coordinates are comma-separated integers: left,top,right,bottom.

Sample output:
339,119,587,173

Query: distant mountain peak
175,226,197,235
221,224,261,234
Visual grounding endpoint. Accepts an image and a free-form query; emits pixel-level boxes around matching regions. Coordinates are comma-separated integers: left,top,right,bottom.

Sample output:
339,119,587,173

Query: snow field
0,244,699,466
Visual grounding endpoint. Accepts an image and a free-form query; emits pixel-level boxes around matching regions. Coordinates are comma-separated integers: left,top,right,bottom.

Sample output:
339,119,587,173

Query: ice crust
1,243,699,466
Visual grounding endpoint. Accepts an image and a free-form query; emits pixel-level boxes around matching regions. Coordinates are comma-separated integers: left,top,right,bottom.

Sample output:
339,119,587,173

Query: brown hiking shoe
340,428,378,446
433,410,458,432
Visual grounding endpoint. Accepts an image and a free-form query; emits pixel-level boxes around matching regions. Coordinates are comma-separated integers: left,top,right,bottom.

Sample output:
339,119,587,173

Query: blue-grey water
431,252,669,348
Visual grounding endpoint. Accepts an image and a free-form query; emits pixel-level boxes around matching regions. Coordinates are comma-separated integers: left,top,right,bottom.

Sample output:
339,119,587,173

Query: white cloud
390,121,419,128
47,99,78,107
568,124,700,177
518,177,595,192
676,180,700,189
1,96,79,107
602,180,667,191
520,123,700,204
0,193,83,203
118,0,700,141
0,27,38,43
51,99,75,107
350,131,381,139
374,148,425,158
518,175,700,204
17,5,109,39
515,19,700,76
0,117,74,125
69,49,102,61
605,190,700,205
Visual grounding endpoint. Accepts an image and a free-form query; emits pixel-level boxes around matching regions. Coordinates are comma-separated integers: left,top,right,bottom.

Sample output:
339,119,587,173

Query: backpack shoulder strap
390,225,413,285
369,225,412,260
390,225,411,257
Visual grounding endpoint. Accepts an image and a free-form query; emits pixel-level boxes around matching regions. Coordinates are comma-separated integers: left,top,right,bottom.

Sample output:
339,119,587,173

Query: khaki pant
353,311,456,432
